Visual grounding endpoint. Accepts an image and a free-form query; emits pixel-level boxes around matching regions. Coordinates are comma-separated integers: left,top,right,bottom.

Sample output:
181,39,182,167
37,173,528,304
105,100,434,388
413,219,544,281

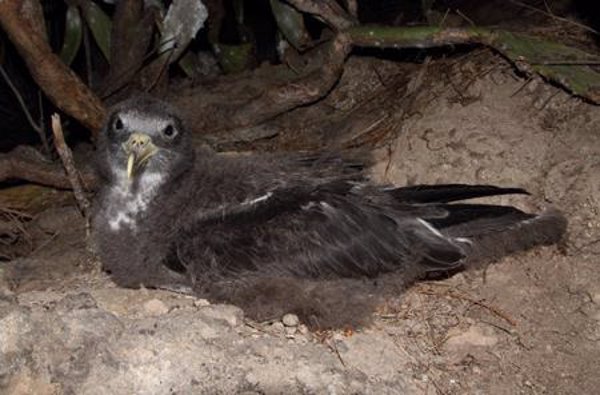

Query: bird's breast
103,171,165,232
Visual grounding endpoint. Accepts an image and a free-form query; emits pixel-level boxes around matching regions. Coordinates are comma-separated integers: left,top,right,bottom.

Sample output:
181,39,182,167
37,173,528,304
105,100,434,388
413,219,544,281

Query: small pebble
194,298,210,307
282,313,300,327
143,299,169,315
271,322,285,332
285,326,297,337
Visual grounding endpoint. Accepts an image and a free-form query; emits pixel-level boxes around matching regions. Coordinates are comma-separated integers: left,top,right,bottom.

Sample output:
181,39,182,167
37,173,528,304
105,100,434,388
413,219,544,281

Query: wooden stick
50,114,91,219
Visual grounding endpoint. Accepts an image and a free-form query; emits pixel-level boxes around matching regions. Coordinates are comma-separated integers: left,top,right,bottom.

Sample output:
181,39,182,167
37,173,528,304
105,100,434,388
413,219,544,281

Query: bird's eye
163,124,176,138
113,116,124,131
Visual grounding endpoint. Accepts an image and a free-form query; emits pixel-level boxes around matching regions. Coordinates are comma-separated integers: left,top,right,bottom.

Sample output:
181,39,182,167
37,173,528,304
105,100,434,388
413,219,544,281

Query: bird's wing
175,181,467,281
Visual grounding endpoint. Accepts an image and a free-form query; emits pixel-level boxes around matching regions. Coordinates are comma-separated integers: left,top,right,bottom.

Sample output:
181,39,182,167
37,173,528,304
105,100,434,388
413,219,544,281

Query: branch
0,0,106,136
51,114,91,218
171,34,352,135
230,34,352,126
0,147,98,190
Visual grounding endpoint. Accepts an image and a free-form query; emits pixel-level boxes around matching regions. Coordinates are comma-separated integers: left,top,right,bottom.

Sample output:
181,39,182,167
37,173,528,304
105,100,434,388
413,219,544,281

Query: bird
92,95,567,329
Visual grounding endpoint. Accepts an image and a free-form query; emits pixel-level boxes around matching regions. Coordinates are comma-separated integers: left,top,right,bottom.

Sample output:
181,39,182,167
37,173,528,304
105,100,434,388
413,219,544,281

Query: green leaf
270,0,310,50
59,5,83,66
348,25,600,103
486,30,600,103
213,43,253,74
79,1,112,62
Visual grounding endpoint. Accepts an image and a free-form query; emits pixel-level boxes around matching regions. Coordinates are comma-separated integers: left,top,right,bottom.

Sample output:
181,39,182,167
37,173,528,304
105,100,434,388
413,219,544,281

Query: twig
510,76,533,98
506,0,598,35
455,9,475,27
438,8,451,27
50,113,91,220
326,338,347,368
146,47,175,93
0,64,48,155
29,231,60,256
418,285,517,327
449,292,517,327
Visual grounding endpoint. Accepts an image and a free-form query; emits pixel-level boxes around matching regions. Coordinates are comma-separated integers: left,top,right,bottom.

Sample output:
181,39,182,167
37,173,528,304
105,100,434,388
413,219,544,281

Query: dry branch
231,34,352,126
0,147,97,190
50,114,91,218
0,0,106,136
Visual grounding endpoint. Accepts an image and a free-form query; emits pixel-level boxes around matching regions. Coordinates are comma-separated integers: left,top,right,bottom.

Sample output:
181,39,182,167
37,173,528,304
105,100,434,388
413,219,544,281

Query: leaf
213,43,253,74
59,5,83,66
79,0,112,62
348,25,600,103
160,0,208,62
484,31,600,103
270,0,310,50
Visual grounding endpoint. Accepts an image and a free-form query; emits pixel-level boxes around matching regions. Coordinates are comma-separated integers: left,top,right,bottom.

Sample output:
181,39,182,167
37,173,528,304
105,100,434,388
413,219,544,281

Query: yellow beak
122,133,158,179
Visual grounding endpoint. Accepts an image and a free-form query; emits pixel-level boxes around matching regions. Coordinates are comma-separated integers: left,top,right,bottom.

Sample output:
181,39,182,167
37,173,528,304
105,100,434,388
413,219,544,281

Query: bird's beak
122,133,158,179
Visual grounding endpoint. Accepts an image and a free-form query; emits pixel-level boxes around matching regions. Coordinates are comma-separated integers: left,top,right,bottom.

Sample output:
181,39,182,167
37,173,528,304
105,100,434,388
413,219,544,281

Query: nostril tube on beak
130,135,150,148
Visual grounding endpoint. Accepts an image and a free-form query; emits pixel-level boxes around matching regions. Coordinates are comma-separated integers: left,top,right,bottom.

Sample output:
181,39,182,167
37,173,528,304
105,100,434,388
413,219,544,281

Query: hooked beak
122,133,158,179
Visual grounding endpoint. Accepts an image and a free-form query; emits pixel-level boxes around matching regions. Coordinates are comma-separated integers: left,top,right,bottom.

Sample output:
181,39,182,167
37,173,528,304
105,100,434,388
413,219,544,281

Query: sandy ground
1,52,599,394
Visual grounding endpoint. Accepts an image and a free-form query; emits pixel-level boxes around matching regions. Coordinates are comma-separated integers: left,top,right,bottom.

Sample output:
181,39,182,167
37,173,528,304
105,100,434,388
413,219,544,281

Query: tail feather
444,208,567,268
390,184,529,203
429,203,534,228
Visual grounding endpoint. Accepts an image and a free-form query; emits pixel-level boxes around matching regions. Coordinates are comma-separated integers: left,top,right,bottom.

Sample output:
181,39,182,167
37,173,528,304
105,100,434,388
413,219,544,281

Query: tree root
0,146,97,190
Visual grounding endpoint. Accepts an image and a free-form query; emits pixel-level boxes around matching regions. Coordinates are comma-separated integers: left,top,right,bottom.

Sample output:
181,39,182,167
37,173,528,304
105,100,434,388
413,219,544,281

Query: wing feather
175,181,465,282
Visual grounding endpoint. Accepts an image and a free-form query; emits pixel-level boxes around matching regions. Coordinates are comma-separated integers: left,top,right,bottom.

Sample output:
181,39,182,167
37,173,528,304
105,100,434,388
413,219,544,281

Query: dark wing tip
389,184,530,203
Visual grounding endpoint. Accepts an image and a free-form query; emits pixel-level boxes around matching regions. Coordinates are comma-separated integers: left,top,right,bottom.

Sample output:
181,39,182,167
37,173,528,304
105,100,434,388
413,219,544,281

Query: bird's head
97,96,195,185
